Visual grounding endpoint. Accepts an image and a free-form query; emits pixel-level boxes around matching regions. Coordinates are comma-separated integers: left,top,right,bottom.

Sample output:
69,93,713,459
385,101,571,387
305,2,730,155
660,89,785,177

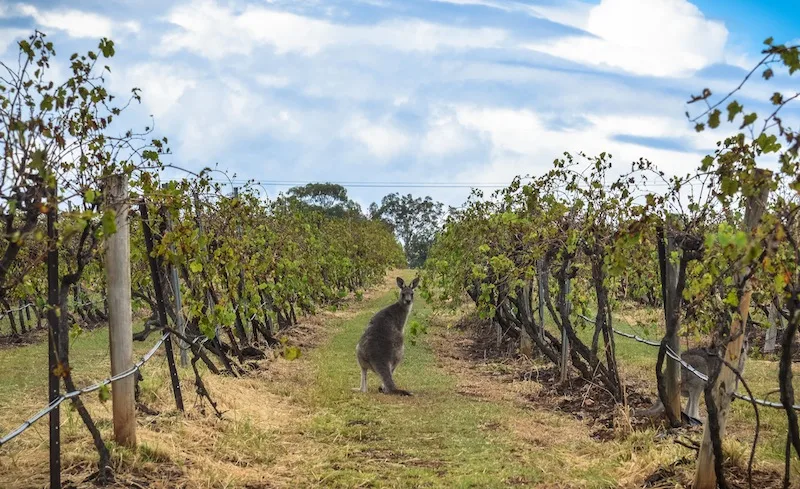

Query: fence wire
574,313,800,411
0,332,169,448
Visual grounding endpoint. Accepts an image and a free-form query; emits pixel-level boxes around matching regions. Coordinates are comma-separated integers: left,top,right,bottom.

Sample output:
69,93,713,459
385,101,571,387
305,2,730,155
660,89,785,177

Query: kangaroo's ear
396,277,405,288
411,277,420,289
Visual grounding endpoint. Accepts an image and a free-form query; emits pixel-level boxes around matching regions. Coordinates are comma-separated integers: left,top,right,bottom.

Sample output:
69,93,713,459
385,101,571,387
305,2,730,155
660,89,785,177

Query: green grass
282,272,632,488
564,305,800,477
0,323,164,436
3,273,796,487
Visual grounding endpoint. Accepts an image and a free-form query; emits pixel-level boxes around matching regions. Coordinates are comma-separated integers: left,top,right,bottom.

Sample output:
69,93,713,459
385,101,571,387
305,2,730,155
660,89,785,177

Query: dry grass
3,270,796,488
0,271,411,489
427,305,799,487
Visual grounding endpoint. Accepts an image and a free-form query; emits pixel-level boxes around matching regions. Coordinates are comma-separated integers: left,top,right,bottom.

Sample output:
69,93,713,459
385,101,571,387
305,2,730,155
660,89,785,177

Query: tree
370,193,443,268
286,182,362,218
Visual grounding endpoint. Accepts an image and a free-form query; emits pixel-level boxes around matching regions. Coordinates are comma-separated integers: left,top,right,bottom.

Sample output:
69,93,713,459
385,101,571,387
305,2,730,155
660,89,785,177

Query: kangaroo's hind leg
353,344,369,393
359,367,368,393
375,362,412,396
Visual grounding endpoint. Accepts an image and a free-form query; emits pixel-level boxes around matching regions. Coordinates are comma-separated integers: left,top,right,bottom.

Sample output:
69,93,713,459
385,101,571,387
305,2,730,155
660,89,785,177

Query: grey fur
635,339,748,424
355,276,419,396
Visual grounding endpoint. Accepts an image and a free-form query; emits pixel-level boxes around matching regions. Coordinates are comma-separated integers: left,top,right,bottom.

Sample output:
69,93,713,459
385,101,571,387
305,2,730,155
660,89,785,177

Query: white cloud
15,4,140,39
452,105,709,186
171,78,303,161
344,115,410,159
421,112,474,156
435,0,594,25
114,63,198,118
0,28,28,56
255,75,291,89
432,0,515,11
159,0,508,59
526,0,728,77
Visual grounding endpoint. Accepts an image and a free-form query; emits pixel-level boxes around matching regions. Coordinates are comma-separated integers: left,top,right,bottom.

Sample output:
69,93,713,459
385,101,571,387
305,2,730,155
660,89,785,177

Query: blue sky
0,0,797,210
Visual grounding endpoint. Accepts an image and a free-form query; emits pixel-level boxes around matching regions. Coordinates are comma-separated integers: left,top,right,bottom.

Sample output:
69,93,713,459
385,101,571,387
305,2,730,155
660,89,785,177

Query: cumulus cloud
14,4,140,39
421,111,475,156
343,115,411,159
255,75,291,89
526,0,728,77
159,0,508,59
113,63,198,118
0,29,28,56
451,104,711,187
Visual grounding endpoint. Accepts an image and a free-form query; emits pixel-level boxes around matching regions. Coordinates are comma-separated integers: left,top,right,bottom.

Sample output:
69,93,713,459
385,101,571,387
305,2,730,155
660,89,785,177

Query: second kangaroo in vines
635,339,748,424
355,276,419,396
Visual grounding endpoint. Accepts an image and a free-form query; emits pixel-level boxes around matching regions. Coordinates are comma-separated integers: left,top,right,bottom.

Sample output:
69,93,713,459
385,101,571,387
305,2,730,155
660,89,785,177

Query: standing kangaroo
355,276,419,396
635,339,748,424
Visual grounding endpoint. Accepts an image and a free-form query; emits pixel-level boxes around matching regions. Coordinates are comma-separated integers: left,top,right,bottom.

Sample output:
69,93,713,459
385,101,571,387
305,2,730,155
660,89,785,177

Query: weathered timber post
537,260,546,343
163,184,188,367
765,300,780,354
657,223,682,426
694,168,771,489
559,273,571,383
104,174,136,447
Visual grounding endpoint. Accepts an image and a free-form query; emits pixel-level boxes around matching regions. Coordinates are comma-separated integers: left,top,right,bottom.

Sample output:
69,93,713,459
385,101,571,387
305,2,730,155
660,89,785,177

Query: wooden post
765,301,780,354
171,265,188,367
694,169,771,489
233,187,249,344
140,201,185,412
519,282,534,358
194,192,217,338
104,174,136,447
162,185,188,368
559,274,571,383
537,260,546,342
46,194,60,489
18,300,26,334
658,223,682,425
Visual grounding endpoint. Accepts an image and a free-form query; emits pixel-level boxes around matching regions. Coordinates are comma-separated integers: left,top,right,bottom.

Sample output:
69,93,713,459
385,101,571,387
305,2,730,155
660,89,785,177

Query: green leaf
740,112,758,129
763,68,774,80
99,39,115,58
189,261,203,273
726,101,743,122
283,345,301,361
98,384,111,403
40,94,54,111
85,189,98,204
708,109,721,129
101,210,117,236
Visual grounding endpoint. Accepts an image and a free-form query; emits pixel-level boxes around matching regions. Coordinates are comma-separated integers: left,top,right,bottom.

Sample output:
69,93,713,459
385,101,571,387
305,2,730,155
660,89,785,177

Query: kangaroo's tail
633,398,665,418
374,362,411,396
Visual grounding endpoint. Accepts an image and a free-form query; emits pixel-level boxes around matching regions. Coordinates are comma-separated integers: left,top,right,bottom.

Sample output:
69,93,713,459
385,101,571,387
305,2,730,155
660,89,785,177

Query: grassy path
281,273,623,488
0,273,654,488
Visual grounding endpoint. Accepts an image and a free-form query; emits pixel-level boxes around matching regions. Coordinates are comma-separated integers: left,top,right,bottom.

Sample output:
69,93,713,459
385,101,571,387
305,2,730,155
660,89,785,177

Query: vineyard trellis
422,37,800,487
0,31,406,486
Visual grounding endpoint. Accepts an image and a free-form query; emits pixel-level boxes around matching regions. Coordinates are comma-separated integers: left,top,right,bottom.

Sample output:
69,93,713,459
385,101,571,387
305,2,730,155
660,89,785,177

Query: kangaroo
355,276,419,396
635,339,748,425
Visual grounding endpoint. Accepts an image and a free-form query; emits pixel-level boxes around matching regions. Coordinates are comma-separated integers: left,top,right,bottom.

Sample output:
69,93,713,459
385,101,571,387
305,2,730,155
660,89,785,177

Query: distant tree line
286,183,444,268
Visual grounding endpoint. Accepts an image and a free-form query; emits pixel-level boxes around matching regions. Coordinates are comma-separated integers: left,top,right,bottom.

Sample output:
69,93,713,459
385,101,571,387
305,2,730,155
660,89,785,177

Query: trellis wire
575,314,800,411
0,332,169,448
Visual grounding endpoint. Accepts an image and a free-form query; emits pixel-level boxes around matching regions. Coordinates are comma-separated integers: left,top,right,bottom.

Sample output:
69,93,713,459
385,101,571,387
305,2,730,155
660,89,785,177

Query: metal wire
575,313,800,411
0,332,169,448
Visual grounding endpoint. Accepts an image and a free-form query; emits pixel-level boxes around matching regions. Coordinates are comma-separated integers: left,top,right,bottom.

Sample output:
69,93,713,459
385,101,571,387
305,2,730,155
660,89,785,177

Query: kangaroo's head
396,276,419,306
